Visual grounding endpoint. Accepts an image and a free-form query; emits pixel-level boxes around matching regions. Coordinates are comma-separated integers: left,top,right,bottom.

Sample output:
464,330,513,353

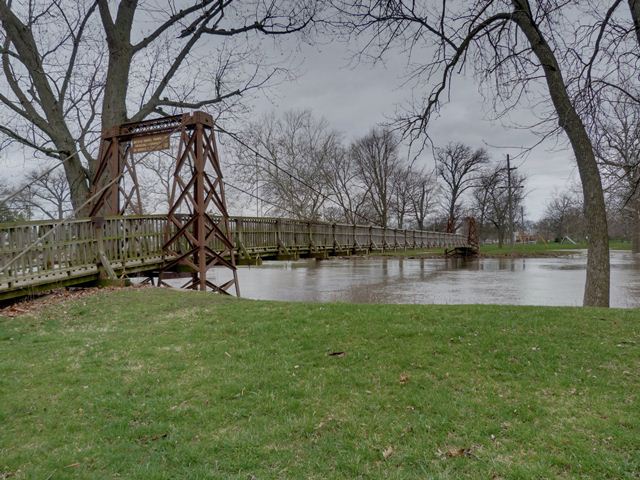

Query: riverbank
371,240,632,259
1,288,638,479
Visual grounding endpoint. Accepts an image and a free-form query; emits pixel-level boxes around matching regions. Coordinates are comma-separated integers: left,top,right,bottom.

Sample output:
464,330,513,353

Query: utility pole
255,151,260,217
497,154,523,248
26,185,32,221
506,154,515,247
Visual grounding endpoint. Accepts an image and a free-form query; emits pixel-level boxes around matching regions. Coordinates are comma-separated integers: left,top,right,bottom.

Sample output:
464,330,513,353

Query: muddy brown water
202,250,639,308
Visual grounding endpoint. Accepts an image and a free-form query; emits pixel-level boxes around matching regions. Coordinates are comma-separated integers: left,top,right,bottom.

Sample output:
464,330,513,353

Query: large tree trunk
629,0,640,47
627,0,640,254
59,146,91,212
631,191,640,253
98,1,135,130
0,2,90,212
447,203,456,233
631,211,640,253
514,0,610,307
102,49,133,130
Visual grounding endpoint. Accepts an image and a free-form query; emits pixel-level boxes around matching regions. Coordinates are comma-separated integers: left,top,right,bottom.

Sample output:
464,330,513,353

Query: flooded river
207,250,639,307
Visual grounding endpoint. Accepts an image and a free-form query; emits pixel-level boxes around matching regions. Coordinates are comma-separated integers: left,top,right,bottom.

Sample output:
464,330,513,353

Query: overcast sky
247,37,580,221
0,26,581,221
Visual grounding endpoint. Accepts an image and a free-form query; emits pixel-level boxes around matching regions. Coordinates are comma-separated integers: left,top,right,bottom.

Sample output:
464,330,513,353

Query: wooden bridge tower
89,111,239,296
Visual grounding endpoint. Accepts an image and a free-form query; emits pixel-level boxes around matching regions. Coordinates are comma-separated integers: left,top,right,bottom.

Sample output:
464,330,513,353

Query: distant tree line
229,109,434,229
229,109,530,237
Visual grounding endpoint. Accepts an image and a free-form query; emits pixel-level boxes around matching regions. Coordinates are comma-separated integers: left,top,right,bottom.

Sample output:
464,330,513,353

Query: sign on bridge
131,133,170,153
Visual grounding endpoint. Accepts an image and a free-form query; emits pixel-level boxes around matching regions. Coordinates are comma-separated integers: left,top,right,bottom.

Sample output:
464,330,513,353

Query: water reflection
204,250,639,308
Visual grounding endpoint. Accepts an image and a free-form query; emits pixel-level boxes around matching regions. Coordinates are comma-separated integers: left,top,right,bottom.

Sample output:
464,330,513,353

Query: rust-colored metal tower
89,111,239,296
465,216,479,251
158,112,239,294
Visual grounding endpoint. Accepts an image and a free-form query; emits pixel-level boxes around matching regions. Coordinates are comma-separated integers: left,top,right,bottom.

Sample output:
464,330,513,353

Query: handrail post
352,224,357,251
332,223,337,253
275,219,281,252
92,216,117,280
235,219,244,261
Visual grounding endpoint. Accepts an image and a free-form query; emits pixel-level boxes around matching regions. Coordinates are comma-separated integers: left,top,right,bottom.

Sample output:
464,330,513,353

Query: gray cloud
249,39,578,220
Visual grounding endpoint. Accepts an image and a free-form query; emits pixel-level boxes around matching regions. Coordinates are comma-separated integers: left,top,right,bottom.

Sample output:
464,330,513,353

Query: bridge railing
0,214,467,294
0,218,96,291
102,215,168,266
228,216,467,254
231,217,277,253
0,215,170,292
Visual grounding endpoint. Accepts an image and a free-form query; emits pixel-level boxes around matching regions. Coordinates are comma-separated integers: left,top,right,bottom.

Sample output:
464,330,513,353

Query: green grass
479,240,631,257
374,241,632,258
1,289,639,479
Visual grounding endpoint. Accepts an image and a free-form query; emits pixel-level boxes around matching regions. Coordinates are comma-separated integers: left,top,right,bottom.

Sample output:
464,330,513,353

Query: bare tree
572,1,640,116
594,94,640,252
350,128,401,227
473,164,526,247
391,162,415,228
322,146,371,224
20,169,73,220
435,142,488,233
0,0,316,210
232,110,336,219
137,151,177,214
537,191,586,242
333,0,615,306
407,168,439,230
0,181,22,222
471,169,499,243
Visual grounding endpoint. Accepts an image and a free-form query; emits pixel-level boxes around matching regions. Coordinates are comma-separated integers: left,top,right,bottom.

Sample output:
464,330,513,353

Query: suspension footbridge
0,112,477,301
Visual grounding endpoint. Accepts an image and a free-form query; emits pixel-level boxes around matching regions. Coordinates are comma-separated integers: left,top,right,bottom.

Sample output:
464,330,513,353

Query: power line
223,180,305,220
0,136,101,208
0,126,182,274
214,126,380,226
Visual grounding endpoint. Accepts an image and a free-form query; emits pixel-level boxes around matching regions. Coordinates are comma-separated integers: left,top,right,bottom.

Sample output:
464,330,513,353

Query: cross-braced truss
90,127,143,217
158,112,239,294
89,112,239,296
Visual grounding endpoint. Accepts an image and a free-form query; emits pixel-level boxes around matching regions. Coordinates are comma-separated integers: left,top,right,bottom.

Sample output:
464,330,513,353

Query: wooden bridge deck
0,215,468,300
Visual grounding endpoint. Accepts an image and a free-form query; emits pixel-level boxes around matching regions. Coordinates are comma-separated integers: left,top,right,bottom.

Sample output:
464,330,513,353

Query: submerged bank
368,241,632,259
226,250,639,307
1,288,638,479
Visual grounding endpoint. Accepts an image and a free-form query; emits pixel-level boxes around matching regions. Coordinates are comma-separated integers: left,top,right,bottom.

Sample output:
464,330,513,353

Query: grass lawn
478,240,631,257
1,288,639,479
376,240,632,258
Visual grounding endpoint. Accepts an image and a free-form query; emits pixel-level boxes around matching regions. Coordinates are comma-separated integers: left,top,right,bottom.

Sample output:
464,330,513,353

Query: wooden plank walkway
0,215,468,300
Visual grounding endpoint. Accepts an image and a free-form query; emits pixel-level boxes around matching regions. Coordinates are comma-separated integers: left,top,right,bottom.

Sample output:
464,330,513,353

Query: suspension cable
0,126,182,274
215,126,380,226
223,180,312,220
0,136,101,207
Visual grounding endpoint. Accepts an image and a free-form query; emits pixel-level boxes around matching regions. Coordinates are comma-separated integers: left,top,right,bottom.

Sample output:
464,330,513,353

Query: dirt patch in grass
0,285,146,318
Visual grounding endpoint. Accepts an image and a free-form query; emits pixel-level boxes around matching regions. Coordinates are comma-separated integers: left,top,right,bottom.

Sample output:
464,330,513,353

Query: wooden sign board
131,134,170,153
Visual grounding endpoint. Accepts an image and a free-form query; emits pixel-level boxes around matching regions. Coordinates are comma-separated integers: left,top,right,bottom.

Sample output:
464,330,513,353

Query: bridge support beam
90,127,144,217
445,217,480,258
88,111,239,296
159,112,239,295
